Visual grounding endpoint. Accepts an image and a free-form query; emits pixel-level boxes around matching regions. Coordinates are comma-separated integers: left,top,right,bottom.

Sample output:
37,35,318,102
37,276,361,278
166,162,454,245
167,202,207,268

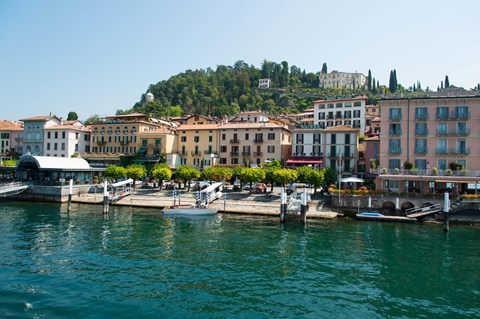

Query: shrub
446,169,453,176
393,168,399,174
431,167,438,175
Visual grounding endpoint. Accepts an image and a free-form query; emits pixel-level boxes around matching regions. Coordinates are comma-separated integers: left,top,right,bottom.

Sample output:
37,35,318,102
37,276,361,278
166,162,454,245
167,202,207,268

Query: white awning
340,177,364,183
111,178,133,187
200,182,223,193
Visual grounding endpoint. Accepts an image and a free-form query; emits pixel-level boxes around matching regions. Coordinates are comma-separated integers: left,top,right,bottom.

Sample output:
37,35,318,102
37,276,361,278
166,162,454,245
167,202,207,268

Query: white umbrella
340,177,364,183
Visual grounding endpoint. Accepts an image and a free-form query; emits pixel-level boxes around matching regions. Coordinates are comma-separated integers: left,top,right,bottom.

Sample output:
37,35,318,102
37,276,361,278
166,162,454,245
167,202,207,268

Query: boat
356,211,416,223
162,204,218,215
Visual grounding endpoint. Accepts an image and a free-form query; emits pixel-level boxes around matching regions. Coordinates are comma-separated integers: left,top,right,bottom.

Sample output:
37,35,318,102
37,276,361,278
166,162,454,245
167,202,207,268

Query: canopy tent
340,177,365,183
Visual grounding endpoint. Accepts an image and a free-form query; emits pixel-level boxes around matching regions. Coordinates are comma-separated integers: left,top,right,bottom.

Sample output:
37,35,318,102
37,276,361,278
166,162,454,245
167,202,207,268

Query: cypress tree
393,69,398,93
367,69,372,92
388,71,394,93
321,63,328,73
413,83,416,92
441,81,444,89
372,77,376,94
445,75,450,87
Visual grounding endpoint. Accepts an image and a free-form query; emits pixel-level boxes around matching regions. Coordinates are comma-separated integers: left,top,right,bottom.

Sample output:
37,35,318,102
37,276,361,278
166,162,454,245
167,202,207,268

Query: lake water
0,202,479,318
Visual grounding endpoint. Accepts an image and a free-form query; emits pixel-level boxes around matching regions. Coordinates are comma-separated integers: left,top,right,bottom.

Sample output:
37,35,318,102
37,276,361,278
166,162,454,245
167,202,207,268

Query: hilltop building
258,78,271,89
319,71,366,89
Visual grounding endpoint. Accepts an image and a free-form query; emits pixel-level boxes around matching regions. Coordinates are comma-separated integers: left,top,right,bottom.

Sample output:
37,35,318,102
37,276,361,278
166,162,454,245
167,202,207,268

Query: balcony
415,113,429,120
453,147,470,155
389,114,402,121
203,150,214,155
415,129,428,136
388,148,402,154
230,151,239,156
253,139,263,143
414,147,428,154
242,152,251,156
450,128,470,136
230,139,240,144
119,140,129,146
436,113,449,120
436,148,448,155
253,152,263,156
191,151,201,156
436,129,448,136
96,140,107,146
450,111,471,120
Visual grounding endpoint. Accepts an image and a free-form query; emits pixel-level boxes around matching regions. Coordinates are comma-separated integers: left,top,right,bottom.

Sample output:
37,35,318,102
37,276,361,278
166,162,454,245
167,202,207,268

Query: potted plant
446,169,453,176
393,168,399,174
382,168,388,174
431,167,438,175
460,168,468,176
410,168,419,175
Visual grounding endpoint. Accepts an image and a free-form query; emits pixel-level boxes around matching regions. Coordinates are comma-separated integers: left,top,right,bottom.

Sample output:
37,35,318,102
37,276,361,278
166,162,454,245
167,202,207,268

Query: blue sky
1,0,479,121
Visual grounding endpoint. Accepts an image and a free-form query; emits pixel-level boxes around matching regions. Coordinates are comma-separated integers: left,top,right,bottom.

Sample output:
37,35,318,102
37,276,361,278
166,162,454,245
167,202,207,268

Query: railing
449,128,470,136
242,152,251,156
230,152,239,156
436,113,449,120
389,114,402,121
415,129,428,136
415,113,429,120
253,152,263,156
389,129,402,136
436,129,448,136
450,111,471,120
388,148,402,154
405,203,441,216
191,151,201,156
253,139,263,143
230,139,240,144
414,147,428,154
371,168,480,176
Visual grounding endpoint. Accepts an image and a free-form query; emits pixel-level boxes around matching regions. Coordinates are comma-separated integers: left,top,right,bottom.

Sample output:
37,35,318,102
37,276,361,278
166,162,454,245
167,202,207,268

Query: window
318,112,325,120
318,104,326,109
47,132,51,139
268,133,275,140
54,143,58,150
436,106,449,119
61,143,65,151
222,134,226,141
245,133,249,140
438,159,447,171
415,122,427,135
353,110,361,118
344,110,352,118
415,139,427,154
389,108,402,120
437,123,447,135
208,135,213,142
220,146,227,153
267,146,275,153
415,107,428,120
353,101,362,107
62,132,66,139
437,139,447,154
181,136,187,142
457,139,467,153
327,103,334,109
457,122,467,134
330,134,336,144
47,143,50,150
390,123,402,135
389,139,401,154
75,144,78,152
455,106,469,118
141,139,148,147
54,132,58,139
155,139,161,146
194,136,199,143
181,145,186,155
255,133,263,142
344,102,352,107
415,159,427,169
336,103,343,108
75,133,79,139
389,159,401,169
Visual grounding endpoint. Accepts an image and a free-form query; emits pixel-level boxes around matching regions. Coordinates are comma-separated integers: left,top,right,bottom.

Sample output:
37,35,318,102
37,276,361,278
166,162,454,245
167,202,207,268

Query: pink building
377,89,480,193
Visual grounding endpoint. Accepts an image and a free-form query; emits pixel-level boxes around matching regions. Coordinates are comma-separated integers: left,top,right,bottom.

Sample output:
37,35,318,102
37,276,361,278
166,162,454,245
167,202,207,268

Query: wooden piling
300,188,307,223
67,179,73,213
443,192,449,232
280,188,286,222
103,180,109,214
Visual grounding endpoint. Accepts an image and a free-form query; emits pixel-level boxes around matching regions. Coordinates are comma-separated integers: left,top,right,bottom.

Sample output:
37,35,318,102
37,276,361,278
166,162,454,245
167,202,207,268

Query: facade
319,71,366,89
85,113,163,166
20,115,61,155
377,90,480,193
173,114,219,126
313,96,367,135
43,121,91,158
218,122,291,167
258,78,271,89
136,127,178,168
176,124,220,169
0,120,23,158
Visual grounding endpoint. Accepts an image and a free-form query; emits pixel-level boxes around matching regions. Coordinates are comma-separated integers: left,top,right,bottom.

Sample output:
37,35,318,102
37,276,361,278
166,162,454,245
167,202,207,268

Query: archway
382,201,396,215
401,202,415,214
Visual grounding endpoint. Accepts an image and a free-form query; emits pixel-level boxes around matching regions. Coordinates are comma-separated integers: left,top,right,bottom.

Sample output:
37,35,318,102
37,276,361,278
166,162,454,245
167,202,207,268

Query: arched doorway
382,201,396,215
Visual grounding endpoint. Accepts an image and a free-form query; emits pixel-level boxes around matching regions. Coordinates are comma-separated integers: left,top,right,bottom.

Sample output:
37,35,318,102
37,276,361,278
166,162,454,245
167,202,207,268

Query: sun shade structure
340,177,365,183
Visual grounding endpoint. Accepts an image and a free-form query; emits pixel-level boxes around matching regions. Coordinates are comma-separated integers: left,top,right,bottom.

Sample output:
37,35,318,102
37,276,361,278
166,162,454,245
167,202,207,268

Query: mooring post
280,187,286,222
301,188,307,223
103,180,109,214
368,196,371,209
223,193,227,212
67,179,73,213
444,192,450,232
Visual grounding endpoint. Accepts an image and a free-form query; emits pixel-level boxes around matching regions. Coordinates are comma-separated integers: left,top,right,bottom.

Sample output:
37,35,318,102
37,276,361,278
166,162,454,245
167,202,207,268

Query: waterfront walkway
72,189,338,219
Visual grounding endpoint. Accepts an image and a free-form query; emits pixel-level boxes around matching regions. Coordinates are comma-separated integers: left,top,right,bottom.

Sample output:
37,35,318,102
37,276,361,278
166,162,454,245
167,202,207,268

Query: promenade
72,188,338,219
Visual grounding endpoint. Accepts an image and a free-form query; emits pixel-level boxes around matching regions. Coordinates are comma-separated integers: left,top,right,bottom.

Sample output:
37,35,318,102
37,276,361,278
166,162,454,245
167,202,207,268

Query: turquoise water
0,202,479,319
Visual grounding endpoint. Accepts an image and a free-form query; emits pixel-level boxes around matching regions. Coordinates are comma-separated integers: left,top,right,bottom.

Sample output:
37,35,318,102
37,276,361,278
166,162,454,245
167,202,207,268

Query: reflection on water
0,202,479,319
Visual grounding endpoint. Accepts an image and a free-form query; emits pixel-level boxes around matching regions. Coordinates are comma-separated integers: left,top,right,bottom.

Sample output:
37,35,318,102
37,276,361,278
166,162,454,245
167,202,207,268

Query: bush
431,167,438,175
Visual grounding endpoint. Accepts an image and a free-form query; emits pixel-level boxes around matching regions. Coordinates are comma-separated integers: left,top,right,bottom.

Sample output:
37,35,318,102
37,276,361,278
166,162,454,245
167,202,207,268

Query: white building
20,114,61,155
319,71,366,89
313,96,367,136
43,120,91,158
258,78,271,89
231,110,269,123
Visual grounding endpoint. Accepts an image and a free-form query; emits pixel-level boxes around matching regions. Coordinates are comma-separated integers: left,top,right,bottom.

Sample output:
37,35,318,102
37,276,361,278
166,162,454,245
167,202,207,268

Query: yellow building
176,124,220,169
136,127,178,168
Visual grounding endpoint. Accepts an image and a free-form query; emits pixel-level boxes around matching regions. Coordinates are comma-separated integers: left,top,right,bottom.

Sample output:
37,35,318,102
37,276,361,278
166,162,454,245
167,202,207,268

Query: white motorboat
162,204,218,215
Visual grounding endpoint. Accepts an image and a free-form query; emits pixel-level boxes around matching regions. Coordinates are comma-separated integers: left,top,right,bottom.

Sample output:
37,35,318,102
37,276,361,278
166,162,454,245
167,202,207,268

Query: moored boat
162,204,218,215
356,211,416,223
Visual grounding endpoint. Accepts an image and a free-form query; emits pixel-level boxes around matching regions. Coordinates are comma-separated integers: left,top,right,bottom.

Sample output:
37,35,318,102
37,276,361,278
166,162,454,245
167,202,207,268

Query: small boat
356,211,416,223
162,204,218,215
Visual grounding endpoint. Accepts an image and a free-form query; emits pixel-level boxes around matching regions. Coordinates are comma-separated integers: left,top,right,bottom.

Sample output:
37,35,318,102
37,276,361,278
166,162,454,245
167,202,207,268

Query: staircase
405,203,441,219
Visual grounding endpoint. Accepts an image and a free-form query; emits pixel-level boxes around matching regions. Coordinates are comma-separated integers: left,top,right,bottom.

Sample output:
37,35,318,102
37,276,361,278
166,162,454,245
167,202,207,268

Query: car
254,183,267,193
243,184,252,190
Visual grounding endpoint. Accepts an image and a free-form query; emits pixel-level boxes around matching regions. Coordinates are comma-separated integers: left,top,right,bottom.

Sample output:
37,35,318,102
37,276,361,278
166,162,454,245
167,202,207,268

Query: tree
309,170,324,194
263,160,281,192
321,63,328,73
104,165,127,181
67,111,78,121
238,167,265,191
367,70,372,92
323,167,337,189
85,114,101,125
272,168,298,188
445,75,450,87
151,166,172,189
296,166,315,184
126,164,147,188
207,167,232,182
175,165,200,191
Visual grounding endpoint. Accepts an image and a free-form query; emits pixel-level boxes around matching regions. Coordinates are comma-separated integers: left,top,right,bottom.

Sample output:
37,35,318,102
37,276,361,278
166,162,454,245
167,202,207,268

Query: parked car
254,183,267,193
243,184,252,190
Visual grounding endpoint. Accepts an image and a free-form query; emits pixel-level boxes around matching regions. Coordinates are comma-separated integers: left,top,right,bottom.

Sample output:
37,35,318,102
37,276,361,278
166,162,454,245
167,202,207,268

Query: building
0,120,24,158
377,89,480,193
20,114,62,156
231,110,269,123
172,114,219,126
136,127,178,168
43,120,91,158
258,78,271,89
319,71,366,89
313,96,367,135
176,124,220,169
85,113,163,166
218,122,292,167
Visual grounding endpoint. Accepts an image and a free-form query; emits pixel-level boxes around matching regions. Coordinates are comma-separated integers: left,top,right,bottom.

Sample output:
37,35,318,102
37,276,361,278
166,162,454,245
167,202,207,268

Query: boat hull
356,213,416,223
162,207,218,215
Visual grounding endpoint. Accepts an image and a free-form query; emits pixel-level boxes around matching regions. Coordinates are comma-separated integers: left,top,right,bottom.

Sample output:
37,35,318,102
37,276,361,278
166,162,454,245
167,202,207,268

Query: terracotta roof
106,113,147,118
137,128,176,135
314,96,367,103
220,122,286,129
0,120,23,130
19,115,50,121
43,124,89,131
325,125,359,132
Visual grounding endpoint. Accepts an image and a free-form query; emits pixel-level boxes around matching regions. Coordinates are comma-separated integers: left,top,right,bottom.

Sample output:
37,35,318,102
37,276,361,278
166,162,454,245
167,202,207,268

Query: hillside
122,60,372,118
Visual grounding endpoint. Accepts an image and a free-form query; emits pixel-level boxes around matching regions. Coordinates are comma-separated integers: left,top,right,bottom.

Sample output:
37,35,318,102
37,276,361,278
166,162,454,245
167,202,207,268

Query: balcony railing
415,129,428,136
242,152,251,156
389,114,402,121
230,139,240,144
191,151,201,156
230,151,239,156
415,113,429,120
414,147,428,154
389,129,402,136
388,148,402,154
436,113,449,120
449,128,470,136
203,150,214,155
253,152,263,156
253,139,263,143
436,129,448,136
436,148,448,154
451,111,471,120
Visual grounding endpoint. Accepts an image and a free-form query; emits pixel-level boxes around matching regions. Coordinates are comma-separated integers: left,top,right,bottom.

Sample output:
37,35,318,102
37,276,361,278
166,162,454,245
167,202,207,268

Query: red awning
286,157,323,164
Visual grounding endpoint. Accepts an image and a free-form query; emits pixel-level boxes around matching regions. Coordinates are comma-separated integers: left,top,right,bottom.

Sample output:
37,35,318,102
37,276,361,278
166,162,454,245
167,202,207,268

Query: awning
340,177,364,183
137,148,147,153
286,157,323,164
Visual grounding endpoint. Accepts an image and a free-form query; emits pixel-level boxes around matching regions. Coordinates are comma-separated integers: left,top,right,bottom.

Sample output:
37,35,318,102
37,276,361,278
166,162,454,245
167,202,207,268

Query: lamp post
338,152,342,204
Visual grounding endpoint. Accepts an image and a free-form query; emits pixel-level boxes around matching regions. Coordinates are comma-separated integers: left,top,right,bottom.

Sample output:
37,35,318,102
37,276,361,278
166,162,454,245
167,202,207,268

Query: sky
1,0,479,121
